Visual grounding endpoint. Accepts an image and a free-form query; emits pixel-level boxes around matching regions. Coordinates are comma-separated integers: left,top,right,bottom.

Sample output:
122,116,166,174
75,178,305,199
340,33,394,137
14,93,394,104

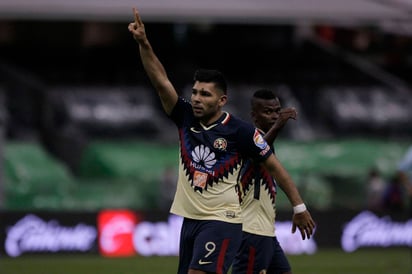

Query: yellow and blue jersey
239,129,278,237
169,98,272,224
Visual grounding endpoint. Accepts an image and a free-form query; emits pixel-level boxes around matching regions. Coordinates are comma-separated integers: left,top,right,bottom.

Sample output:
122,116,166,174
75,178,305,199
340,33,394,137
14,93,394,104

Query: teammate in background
397,146,412,217
365,168,385,212
382,173,405,213
128,8,315,274
232,89,304,274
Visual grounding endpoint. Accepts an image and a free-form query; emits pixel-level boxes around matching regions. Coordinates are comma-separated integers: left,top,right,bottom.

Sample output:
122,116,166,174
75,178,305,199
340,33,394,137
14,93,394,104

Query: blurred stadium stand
0,17,411,211
42,86,176,172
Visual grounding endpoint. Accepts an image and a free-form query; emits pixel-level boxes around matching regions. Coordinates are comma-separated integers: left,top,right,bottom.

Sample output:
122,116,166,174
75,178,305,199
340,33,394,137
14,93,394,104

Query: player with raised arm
128,9,315,274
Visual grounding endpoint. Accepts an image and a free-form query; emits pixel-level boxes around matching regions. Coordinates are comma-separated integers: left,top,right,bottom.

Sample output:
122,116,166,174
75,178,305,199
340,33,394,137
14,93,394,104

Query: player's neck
200,111,224,127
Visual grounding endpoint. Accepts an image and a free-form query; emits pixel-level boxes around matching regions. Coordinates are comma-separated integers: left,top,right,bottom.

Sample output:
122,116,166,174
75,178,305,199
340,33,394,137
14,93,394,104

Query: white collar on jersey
198,112,230,130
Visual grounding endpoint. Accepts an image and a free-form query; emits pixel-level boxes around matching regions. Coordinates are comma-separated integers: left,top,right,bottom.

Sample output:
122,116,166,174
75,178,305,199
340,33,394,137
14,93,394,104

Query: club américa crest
213,138,227,151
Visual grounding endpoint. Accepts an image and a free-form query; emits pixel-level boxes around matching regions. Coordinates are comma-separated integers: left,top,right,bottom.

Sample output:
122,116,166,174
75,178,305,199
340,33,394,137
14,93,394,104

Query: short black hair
252,89,278,100
251,89,280,110
193,69,227,94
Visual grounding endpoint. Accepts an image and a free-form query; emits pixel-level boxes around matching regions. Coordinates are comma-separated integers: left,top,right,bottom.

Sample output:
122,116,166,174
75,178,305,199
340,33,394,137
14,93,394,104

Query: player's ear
251,110,256,119
218,95,227,107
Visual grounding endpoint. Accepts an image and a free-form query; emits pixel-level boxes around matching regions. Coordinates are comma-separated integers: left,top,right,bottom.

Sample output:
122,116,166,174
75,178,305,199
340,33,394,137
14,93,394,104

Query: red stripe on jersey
247,246,256,274
216,239,230,274
221,112,231,125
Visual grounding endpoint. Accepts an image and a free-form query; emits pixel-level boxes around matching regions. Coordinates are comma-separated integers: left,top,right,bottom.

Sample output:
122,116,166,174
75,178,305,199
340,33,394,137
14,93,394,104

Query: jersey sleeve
238,123,273,162
169,97,192,127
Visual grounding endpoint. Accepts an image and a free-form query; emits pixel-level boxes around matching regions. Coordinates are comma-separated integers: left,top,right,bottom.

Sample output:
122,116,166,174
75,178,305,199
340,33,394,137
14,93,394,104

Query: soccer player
128,8,315,274
232,89,303,274
397,146,412,217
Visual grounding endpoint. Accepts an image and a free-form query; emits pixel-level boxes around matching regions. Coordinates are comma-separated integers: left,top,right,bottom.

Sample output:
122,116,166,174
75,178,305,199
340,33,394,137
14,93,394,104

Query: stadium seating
1,21,411,211
3,141,164,210
3,142,73,209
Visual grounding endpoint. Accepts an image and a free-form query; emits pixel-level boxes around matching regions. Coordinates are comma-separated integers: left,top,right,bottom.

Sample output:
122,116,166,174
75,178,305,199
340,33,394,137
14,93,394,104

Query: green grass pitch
2,248,411,274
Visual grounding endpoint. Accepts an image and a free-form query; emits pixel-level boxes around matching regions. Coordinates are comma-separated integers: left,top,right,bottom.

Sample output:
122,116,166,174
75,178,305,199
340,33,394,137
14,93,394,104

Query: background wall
0,1,411,214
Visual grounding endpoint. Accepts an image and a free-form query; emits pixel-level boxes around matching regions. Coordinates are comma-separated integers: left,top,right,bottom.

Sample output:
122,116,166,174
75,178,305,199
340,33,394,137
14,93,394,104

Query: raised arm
263,107,297,144
262,153,315,240
128,7,178,115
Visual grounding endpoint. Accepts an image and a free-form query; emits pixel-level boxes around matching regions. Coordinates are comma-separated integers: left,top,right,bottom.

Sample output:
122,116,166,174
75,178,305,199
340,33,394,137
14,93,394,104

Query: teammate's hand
291,210,315,240
280,107,297,120
274,107,297,129
128,7,147,43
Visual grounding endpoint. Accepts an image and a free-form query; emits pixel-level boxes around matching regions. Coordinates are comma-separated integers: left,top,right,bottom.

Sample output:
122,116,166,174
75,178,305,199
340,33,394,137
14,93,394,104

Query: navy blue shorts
177,218,242,274
232,232,291,274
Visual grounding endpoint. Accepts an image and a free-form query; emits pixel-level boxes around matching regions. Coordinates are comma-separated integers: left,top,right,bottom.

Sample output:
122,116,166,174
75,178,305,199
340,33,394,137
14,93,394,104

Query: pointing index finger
133,7,143,25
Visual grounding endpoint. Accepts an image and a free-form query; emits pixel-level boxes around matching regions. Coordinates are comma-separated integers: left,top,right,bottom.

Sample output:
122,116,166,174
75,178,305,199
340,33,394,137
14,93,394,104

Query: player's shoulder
225,112,254,129
172,97,194,116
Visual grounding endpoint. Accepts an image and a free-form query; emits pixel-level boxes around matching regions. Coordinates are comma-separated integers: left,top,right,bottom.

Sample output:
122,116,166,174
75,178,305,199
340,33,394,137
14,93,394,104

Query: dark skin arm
262,106,315,240
262,154,315,240
263,107,297,144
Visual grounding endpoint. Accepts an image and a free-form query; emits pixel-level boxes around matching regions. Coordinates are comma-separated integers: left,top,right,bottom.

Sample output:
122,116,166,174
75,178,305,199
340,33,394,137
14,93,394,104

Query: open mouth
192,107,203,113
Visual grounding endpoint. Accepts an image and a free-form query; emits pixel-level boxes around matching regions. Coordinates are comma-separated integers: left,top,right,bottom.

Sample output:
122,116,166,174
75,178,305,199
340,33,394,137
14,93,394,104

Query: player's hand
274,107,297,129
128,7,147,43
280,107,297,120
291,210,315,240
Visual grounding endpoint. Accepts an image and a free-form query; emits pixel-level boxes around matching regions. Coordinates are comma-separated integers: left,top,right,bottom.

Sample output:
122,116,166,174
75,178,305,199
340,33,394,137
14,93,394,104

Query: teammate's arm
263,107,297,144
128,7,178,115
262,154,315,240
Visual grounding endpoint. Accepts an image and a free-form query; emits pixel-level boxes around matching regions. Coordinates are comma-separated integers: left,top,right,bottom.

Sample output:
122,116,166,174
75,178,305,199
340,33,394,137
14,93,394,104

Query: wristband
293,203,307,214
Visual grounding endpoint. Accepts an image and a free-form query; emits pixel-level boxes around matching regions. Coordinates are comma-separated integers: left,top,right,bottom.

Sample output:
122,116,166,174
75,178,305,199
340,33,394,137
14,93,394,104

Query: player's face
252,98,281,132
191,81,227,125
